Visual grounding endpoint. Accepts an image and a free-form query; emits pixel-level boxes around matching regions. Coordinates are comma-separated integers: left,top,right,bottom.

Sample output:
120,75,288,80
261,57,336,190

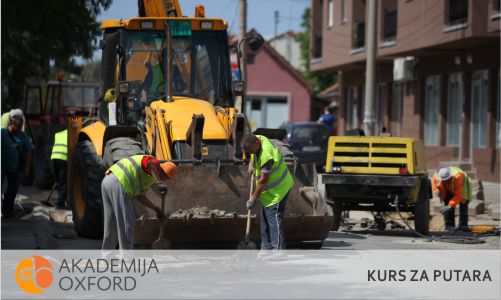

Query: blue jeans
260,192,289,250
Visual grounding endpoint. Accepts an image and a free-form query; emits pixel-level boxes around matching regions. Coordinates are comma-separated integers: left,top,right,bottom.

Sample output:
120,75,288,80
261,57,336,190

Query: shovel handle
245,173,255,237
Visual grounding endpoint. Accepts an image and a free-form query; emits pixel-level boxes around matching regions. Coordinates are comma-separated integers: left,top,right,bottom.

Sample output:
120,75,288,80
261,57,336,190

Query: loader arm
138,0,182,17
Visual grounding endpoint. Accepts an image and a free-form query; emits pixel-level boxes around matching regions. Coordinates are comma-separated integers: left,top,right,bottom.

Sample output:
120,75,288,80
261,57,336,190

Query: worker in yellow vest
101,155,177,250
51,129,68,209
432,166,473,231
242,134,294,251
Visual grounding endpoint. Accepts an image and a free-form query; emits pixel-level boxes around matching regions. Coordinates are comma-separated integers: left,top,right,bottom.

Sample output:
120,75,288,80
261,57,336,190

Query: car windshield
123,29,233,106
291,125,329,140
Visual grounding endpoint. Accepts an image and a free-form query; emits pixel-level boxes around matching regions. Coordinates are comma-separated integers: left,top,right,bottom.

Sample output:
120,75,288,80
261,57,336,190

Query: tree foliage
1,0,112,109
296,8,337,95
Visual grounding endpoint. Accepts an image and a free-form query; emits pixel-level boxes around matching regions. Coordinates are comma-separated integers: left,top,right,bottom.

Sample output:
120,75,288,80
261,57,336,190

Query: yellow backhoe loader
68,0,332,247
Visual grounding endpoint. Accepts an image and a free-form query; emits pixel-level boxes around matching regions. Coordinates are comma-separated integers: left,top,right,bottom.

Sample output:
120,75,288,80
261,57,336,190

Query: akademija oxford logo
16,256,54,294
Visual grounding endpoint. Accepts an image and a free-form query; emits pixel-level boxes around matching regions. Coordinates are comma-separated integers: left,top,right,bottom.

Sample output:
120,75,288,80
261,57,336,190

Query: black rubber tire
414,178,431,235
32,125,55,189
331,201,343,231
103,137,145,168
69,140,104,239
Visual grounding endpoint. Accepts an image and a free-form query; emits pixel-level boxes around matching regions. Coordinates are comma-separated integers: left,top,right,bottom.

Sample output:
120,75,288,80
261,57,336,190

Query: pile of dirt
170,206,240,219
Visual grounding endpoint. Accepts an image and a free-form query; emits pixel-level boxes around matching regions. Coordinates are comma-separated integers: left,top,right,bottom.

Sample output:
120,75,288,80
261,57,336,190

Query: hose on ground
393,196,498,244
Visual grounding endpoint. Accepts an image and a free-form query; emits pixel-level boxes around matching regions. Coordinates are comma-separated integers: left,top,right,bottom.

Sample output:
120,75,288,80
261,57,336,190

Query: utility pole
363,0,377,136
239,0,247,113
274,10,279,38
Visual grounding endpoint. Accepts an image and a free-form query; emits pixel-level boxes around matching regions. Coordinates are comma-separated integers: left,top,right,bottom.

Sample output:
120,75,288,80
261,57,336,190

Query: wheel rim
75,164,86,220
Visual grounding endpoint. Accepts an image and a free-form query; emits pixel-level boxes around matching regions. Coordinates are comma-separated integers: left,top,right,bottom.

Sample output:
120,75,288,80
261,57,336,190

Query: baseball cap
160,162,177,179
9,108,24,120
436,166,452,181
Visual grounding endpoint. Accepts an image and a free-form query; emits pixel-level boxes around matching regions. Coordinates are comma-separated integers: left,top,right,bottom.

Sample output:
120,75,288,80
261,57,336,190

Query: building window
352,0,366,48
341,0,347,23
353,21,365,48
383,6,398,40
425,75,441,146
446,73,464,146
246,97,288,129
495,0,500,11
470,70,489,148
448,0,468,24
328,0,334,28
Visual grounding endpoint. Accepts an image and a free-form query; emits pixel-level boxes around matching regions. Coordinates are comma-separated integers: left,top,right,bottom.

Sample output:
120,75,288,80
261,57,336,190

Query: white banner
1,250,499,299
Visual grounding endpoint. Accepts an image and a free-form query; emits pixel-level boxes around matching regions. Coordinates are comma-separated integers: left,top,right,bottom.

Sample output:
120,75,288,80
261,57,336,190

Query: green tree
1,0,112,109
296,8,337,95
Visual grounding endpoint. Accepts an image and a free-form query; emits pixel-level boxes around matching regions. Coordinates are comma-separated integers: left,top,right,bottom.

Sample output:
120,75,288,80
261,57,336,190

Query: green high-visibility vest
253,135,294,207
450,166,473,202
51,130,68,161
149,64,165,95
109,155,157,197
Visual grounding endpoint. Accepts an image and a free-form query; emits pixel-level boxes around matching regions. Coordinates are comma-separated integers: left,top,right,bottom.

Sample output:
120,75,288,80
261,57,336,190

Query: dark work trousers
1,170,21,216
260,192,289,250
52,159,68,207
443,191,469,229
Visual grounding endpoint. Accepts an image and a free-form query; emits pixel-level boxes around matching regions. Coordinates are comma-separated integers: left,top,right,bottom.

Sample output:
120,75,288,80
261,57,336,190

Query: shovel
41,182,57,207
152,185,172,249
237,173,257,250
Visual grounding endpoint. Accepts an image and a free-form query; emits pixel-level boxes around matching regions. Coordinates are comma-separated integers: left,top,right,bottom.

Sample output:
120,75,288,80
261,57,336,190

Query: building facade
246,31,313,129
310,0,500,181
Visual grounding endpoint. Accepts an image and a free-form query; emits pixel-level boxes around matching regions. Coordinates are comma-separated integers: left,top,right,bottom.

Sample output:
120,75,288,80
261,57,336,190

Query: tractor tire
414,178,430,235
103,137,145,168
331,200,343,231
69,140,104,239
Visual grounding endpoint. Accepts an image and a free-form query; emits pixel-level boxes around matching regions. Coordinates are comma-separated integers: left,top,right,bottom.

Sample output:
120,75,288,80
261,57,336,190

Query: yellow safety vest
51,130,68,161
253,135,294,207
109,155,156,197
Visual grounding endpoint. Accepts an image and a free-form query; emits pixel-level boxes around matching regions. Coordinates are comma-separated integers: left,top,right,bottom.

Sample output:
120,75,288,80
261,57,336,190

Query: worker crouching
101,155,177,249
432,166,472,231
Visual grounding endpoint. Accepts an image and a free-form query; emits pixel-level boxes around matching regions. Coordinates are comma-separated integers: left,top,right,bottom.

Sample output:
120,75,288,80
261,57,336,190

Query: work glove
246,197,257,210
440,205,452,214
154,207,166,220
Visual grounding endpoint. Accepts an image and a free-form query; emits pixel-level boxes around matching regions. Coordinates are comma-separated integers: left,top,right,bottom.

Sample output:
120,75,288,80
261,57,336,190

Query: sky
87,0,310,61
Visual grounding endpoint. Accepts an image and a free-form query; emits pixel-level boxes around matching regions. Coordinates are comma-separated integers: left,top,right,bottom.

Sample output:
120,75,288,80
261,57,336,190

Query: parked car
279,122,330,169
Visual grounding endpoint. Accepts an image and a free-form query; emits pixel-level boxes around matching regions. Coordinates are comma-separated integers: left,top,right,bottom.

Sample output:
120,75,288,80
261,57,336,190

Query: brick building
310,0,500,181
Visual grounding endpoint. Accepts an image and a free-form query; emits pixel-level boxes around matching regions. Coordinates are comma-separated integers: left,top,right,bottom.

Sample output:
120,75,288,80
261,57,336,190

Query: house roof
247,29,313,92
318,82,340,99
267,30,300,43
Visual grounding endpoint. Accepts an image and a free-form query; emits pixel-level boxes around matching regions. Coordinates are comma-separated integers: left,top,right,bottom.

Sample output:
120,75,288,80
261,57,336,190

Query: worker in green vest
101,155,177,250
51,129,68,209
242,134,294,251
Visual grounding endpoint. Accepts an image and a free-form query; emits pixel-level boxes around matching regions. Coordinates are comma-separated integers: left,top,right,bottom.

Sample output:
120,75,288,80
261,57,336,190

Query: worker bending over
242,134,294,250
432,166,472,231
101,155,177,249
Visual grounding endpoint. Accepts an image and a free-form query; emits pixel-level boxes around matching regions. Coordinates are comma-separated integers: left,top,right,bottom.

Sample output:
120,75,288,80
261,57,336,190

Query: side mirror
104,88,117,103
247,33,264,51
232,80,245,97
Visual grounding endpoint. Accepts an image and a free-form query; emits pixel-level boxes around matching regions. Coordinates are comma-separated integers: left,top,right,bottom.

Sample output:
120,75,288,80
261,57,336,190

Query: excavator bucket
132,163,333,247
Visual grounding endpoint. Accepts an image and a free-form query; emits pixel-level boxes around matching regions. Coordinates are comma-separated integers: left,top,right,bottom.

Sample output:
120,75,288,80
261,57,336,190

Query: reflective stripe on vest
51,130,68,161
253,135,294,207
109,155,156,197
